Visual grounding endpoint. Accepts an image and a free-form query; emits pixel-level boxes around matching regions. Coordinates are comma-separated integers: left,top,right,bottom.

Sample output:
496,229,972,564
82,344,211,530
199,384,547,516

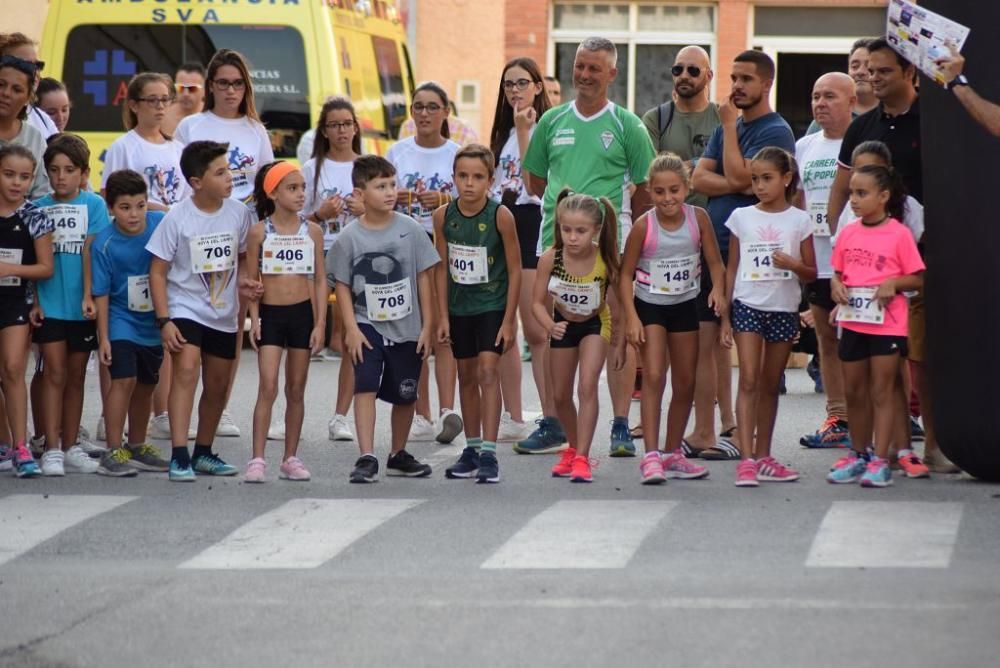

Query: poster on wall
886,0,970,84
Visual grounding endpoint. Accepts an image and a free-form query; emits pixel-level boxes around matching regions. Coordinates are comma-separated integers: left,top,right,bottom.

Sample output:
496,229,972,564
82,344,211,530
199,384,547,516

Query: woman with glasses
0,32,57,139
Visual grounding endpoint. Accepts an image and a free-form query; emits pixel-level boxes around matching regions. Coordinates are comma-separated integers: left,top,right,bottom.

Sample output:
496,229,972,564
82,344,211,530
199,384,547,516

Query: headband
263,161,300,196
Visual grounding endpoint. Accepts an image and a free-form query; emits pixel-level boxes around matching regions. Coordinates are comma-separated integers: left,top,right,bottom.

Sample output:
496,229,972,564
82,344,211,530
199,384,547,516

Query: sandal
680,439,707,459
699,439,741,461
629,425,643,439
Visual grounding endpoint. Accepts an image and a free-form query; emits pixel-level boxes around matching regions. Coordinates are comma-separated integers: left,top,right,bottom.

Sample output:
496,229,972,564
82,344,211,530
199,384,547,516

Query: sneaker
800,417,851,449
806,356,823,394
96,448,138,477
12,445,40,478
191,453,238,476
639,451,666,485
0,445,11,472
513,417,568,454
216,410,240,437
476,450,500,483
30,435,45,458
328,414,355,442
910,416,925,442
756,456,799,483
497,412,532,442
41,449,66,476
244,457,267,483
386,449,432,477
860,457,893,488
610,420,637,457
320,347,341,361
569,455,594,483
660,450,709,480
95,417,107,442
65,445,99,473
435,408,464,444
75,438,108,458
551,447,577,477
735,459,759,487
896,449,930,479
279,456,311,481
149,412,197,440
924,450,961,474
350,454,379,483
126,443,170,472
445,446,480,479
408,414,437,442
169,460,196,482
78,426,91,441
267,420,285,441
827,451,868,484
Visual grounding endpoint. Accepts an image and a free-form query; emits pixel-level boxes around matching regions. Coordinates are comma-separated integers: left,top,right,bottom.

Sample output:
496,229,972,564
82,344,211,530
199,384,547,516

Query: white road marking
806,501,963,568
179,498,423,570
0,494,137,567
408,597,965,612
482,500,675,569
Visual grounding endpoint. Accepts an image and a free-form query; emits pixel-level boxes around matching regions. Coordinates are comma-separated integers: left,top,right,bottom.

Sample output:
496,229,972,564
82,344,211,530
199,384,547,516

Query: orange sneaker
897,449,930,478
551,447,577,477
569,455,594,483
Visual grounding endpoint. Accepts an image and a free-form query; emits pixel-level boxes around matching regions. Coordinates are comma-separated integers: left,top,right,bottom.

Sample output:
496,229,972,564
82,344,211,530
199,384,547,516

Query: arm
336,281,370,364
308,223,328,354
496,206,522,351
772,234,817,283
826,166,852,235
6,234,54,281
415,268,434,359
719,104,751,193
937,46,1000,138
244,225,263,349
432,208,450,344
531,251,562,339
618,220,645,346
81,236,97,319
525,170,547,199
95,294,111,365
150,256,185,353
696,208,728,317
720,235,740,348
691,157,735,197
629,182,651,222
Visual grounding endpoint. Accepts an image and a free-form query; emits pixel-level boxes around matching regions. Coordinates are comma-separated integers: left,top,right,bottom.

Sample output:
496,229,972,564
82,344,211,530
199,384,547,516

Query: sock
192,444,213,459
480,440,496,453
898,448,914,456
613,416,628,426
467,437,482,451
172,446,190,466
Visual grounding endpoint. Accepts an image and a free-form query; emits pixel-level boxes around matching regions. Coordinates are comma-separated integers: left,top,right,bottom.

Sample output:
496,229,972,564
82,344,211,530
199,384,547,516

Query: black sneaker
349,455,379,483
386,449,432,477
445,446,479,479
476,450,500,484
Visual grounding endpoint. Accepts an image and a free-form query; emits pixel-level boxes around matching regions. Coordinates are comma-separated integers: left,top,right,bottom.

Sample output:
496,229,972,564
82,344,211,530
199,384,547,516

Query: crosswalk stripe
0,494,137,567
806,501,963,568
178,498,423,570
481,500,676,569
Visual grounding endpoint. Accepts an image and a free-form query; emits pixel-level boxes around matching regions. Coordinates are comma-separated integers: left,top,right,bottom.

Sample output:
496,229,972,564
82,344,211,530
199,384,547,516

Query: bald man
795,72,856,449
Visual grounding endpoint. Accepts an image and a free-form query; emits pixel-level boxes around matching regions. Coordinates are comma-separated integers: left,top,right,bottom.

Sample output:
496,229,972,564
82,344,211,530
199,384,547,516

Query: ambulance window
371,36,406,140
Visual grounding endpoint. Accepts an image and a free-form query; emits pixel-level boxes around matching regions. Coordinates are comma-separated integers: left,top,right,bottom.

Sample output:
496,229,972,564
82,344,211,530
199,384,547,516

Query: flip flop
699,439,741,461
680,439,704,459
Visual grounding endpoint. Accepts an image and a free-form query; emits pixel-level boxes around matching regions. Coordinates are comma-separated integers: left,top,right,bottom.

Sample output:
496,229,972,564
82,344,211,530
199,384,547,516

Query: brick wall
504,0,549,71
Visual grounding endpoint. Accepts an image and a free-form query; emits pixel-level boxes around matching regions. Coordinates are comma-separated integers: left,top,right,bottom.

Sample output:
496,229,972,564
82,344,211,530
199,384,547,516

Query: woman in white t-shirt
102,73,189,210
175,49,274,205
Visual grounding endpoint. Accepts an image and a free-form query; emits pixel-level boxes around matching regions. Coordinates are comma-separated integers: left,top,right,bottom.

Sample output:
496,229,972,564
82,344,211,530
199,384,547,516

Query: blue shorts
353,323,422,405
731,300,798,343
109,340,164,384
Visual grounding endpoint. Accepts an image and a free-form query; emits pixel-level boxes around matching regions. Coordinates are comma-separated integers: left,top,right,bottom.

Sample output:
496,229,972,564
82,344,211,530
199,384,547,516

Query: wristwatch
155,317,171,329
947,75,969,91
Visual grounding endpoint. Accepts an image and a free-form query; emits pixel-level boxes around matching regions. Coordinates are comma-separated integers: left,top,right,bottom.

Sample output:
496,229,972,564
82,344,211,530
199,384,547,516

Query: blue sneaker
169,460,196,482
910,417,925,442
806,356,823,393
445,446,480,479
12,445,40,478
476,450,500,483
609,419,636,457
860,457,893,488
826,451,867,484
191,453,238,476
513,417,567,454
800,418,851,449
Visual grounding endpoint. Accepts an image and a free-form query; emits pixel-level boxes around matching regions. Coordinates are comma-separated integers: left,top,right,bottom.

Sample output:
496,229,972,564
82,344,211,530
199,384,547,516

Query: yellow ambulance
39,0,414,184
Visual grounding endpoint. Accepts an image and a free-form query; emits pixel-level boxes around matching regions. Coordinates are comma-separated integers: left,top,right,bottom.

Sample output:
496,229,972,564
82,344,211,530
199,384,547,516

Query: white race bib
127,274,153,312
809,200,831,237
447,243,489,285
0,248,23,286
551,278,601,316
365,278,412,322
649,253,700,294
261,235,314,275
740,242,792,281
189,232,236,274
837,286,885,325
47,204,88,247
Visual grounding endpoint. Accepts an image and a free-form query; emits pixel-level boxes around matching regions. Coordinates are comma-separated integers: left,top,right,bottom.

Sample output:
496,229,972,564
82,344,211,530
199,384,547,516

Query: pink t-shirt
830,218,925,336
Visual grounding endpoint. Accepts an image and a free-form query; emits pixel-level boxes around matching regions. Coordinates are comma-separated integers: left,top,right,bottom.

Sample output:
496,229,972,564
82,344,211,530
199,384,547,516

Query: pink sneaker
756,456,799,482
640,451,666,485
551,447,577,478
245,457,266,483
660,449,709,480
279,456,311,481
734,459,759,487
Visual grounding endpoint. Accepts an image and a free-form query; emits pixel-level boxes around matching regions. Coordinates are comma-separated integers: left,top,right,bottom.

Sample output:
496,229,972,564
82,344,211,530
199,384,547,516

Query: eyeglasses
324,121,355,131
411,103,443,114
175,83,203,94
137,96,174,107
671,64,702,78
502,78,533,91
212,78,246,91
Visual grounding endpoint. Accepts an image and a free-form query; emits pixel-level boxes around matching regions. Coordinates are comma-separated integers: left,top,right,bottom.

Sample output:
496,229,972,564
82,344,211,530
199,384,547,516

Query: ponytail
253,161,278,221
855,164,906,222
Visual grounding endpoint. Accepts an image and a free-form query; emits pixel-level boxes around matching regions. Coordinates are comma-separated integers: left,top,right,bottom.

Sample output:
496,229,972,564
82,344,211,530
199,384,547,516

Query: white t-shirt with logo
174,111,274,203
145,196,253,332
102,130,190,207
795,131,841,280
491,127,541,207
386,137,459,234
301,157,355,251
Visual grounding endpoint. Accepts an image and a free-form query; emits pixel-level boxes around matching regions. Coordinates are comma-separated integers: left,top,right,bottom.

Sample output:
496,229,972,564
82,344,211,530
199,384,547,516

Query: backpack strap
657,101,675,142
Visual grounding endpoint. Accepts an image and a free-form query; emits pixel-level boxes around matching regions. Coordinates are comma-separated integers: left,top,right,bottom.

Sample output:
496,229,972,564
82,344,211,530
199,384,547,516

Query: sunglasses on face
671,64,701,78
175,83,203,94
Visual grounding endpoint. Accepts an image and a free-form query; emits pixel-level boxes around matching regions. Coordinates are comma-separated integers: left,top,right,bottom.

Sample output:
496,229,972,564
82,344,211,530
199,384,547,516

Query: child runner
437,144,521,484
386,82,462,444
722,147,816,487
328,155,439,483
147,140,261,482
244,161,326,482
538,191,621,483
620,153,722,484
827,164,924,488
91,169,171,476
0,144,52,477
32,133,110,475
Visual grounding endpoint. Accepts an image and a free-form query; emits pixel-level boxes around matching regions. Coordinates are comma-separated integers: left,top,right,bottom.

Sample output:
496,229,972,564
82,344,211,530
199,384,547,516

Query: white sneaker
497,411,532,442
148,412,197,440
267,419,285,441
408,414,436,441
320,348,341,361
327,414,355,442
41,449,65,476
76,436,108,457
95,417,107,442
65,445,99,473
216,410,240,437
78,426,91,441
435,408,464,444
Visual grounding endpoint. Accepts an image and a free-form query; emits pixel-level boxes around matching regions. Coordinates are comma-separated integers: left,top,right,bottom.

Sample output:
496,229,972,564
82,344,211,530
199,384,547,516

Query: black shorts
172,318,239,360
511,203,541,270
33,317,98,352
0,298,30,330
109,340,163,384
550,310,608,349
450,310,505,360
695,261,721,324
807,279,836,311
838,328,909,363
258,300,314,350
633,296,699,333
353,323,422,405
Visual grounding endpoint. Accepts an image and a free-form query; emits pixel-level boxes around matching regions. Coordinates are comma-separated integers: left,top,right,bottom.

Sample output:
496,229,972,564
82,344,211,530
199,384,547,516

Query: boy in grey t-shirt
327,156,439,483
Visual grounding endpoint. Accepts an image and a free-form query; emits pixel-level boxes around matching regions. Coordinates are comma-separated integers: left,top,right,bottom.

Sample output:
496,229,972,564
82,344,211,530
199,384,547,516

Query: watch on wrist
155,317,171,329
948,75,969,91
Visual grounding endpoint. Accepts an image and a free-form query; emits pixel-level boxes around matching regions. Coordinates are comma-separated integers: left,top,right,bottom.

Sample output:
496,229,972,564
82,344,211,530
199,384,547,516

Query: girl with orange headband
243,161,327,482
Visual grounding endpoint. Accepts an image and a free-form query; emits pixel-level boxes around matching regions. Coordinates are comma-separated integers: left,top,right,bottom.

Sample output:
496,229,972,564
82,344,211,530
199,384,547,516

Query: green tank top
443,198,508,316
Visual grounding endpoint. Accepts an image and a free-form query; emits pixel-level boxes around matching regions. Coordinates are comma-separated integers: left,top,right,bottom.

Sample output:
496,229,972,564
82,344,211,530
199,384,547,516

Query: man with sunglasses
163,62,205,136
